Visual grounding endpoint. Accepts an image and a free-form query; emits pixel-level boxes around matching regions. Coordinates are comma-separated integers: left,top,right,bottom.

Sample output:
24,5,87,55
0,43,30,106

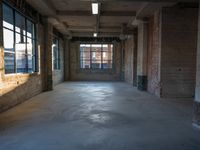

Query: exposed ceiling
26,0,199,37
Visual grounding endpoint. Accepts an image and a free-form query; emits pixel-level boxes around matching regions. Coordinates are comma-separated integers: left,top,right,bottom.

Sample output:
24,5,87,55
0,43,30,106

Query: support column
43,18,53,91
137,20,148,91
193,3,200,128
64,36,70,81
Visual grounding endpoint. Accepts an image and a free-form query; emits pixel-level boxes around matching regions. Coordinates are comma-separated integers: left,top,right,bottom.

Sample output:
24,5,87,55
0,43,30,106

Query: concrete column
43,17,53,91
137,20,148,91
64,36,70,81
193,3,200,128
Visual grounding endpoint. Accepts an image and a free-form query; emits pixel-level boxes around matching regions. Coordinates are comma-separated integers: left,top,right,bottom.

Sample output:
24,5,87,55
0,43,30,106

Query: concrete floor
0,82,200,150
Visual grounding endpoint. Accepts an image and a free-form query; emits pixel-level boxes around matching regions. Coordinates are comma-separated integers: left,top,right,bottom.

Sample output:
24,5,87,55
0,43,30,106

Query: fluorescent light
93,33,97,37
92,3,98,15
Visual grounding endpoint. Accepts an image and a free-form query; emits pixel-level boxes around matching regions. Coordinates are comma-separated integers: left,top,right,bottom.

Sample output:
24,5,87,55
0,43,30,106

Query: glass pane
80,44,90,51
3,4,14,30
92,51,101,61
4,52,15,74
28,55,33,73
52,37,59,70
102,60,113,69
80,51,90,60
15,33,26,54
91,62,101,69
32,40,36,55
3,28,14,52
91,44,101,52
15,12,26,35
102,44,108,51
27,20,35,39
80,60,90,69
103,52,113,60
27,38,33,55
16,53,27,73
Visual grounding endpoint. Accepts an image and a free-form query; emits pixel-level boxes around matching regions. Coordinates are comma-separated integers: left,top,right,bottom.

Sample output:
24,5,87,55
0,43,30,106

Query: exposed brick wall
161,7,198,98
69,42,121,81
147,11,162,97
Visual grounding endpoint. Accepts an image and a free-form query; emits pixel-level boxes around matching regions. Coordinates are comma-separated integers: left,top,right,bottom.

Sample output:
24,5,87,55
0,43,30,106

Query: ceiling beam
66,26,121,33
56,11,136,17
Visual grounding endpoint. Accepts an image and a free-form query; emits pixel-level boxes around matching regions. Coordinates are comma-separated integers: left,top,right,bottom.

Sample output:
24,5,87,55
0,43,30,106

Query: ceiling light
92,3,98,15
93,33,97,37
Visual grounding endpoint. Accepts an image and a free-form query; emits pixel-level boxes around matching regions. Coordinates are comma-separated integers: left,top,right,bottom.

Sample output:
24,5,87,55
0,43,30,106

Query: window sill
4,72,40,77
78,68,114,74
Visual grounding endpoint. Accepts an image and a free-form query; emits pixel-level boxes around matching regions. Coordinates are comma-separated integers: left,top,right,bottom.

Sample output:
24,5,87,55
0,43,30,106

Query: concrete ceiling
26,0,199,37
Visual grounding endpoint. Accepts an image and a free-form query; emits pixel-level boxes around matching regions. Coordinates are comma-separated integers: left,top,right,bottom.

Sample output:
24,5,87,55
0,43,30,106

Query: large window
52,37,60,70
80,44,113,69
3,3,37,74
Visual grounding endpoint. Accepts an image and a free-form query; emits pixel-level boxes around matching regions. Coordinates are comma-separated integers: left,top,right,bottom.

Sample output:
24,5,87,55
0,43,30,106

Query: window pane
52,37,60,70
103,52,113,60
27,38,33,55
80,60,90,69
3,4,14,30
80,51,90,60
91,44,101,51
80,44,90,51
15,12,26,35
16,53,27,73
28,55,33,73
27,20,35,39
102,60,113,69
3,28,14,52
4,52,15,74
91,61,101,69
15,33,26,54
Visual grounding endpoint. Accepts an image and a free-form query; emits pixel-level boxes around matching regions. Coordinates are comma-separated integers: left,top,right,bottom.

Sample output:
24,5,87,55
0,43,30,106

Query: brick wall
161,7,198,98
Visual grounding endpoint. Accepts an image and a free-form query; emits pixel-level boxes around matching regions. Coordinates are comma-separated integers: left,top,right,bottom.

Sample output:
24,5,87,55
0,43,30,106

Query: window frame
2,2,37,75
79,43,114,70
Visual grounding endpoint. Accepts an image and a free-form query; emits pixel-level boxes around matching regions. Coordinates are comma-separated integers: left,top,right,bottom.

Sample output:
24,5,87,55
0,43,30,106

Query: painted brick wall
161,7,198,98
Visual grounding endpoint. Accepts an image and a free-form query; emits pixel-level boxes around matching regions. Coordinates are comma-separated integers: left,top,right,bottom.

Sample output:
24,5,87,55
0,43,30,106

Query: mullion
25,19,28,73
13,8,16,73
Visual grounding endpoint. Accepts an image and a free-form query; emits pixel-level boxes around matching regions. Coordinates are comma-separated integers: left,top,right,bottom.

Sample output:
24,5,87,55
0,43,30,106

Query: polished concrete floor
0,82,200,150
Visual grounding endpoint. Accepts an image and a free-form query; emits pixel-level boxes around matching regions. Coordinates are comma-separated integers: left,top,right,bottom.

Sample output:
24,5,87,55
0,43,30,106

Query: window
3,3,37,74
80,44,113,69
52,37,60,70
